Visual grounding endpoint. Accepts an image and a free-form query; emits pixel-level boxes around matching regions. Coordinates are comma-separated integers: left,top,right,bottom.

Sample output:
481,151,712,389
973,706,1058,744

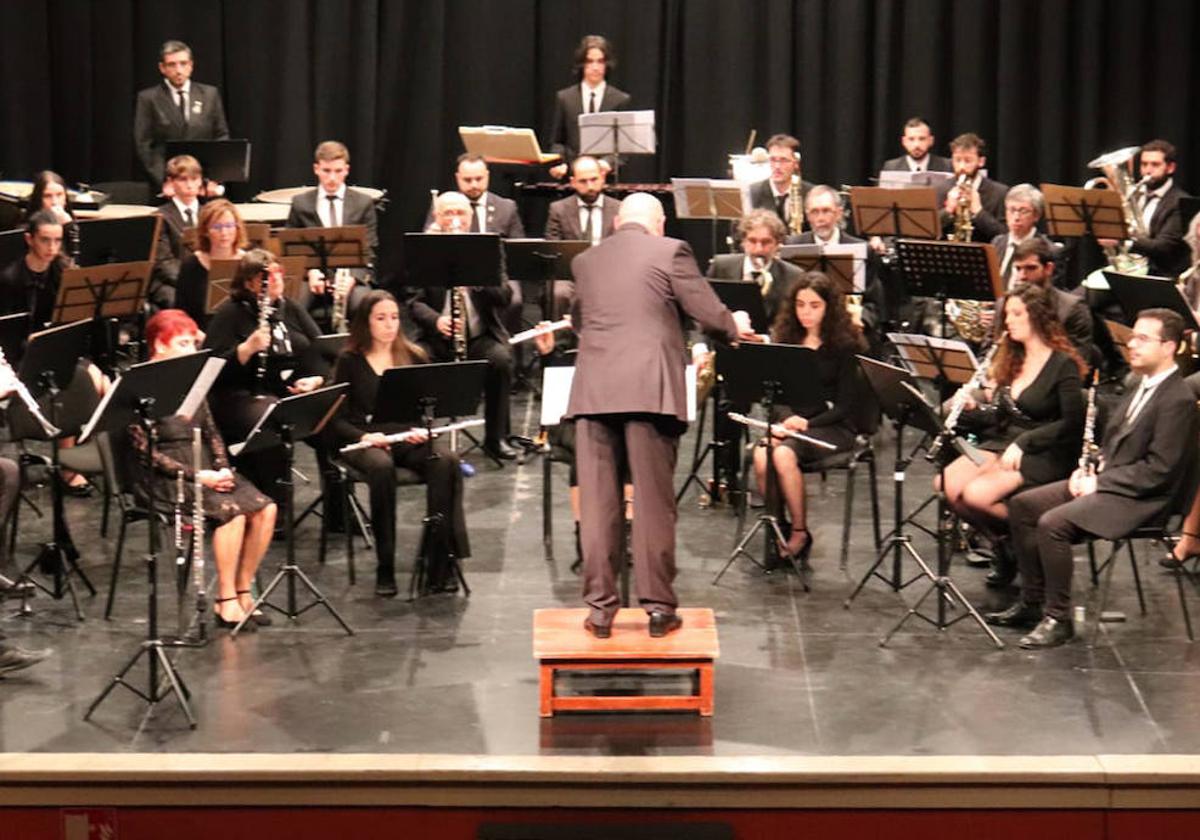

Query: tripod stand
233,385,353,637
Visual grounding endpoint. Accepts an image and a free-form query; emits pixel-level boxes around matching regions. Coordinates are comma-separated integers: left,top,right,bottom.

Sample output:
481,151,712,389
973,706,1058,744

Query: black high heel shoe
1161,532,1200,569
237,590,272,626
212,596,255,631
780,528,813,569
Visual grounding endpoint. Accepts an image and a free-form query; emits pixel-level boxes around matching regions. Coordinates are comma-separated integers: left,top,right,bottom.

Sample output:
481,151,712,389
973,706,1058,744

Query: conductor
565,193,756,638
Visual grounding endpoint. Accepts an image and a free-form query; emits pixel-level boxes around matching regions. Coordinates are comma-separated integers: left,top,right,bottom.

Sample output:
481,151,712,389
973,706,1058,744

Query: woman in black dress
129,310,277,629
328,290,470,597
751,272,868,564
942,283,1086,585
174,198,247,327
203,249,328,506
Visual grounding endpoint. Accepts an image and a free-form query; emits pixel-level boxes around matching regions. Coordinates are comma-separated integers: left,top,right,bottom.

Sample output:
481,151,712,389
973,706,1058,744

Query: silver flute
0,347,60,438
508,318,571,345
726,412,838,450
191,427,207,640
339,418,485,453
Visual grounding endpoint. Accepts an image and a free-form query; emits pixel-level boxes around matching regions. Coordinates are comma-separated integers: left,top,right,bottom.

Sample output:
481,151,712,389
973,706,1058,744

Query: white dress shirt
581,81,606,114
166,79,192,122
317,184,348,228
1141,178,1173,233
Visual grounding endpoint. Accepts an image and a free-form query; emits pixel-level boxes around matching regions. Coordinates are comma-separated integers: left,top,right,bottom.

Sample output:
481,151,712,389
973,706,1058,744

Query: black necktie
589,91,597,113
469,201,481,233
775,194,787,222
184,207,195,228
326,194,339,228
177,89,188,124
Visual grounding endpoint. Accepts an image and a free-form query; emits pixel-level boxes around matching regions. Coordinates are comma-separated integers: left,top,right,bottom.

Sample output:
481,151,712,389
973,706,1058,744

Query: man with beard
1097,139,1191,278
544,156,620,315
881,117,953,173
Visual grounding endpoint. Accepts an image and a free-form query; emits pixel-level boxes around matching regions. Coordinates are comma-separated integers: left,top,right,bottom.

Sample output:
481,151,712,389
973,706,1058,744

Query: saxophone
1078,370,1101,478
949,173,975,242
787,174,804,235
926,332,1005,463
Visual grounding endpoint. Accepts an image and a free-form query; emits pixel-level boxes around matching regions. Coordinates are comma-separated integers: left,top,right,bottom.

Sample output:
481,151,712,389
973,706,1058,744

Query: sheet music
877,170,955,189
177,357,226,421
228,400,278,458
78,380,117,444
542,364,699,426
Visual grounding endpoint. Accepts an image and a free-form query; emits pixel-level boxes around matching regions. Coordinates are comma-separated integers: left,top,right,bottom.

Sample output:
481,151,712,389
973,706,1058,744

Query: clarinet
926,331,1005,462
1079,369,1101,478
191,426,207,640
254,269,274,390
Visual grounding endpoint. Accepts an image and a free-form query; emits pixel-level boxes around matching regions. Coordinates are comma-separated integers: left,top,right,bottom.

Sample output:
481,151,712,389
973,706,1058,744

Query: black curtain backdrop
3,0,1199,274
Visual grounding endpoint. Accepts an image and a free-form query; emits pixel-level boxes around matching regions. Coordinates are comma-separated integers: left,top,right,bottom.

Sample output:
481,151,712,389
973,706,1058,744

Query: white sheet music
540,365,698,426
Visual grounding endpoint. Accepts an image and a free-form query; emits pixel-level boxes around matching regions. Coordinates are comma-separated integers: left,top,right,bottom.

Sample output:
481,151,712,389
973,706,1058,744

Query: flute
726,412,838,450
339,418,486,453
508,318,571,345
192,427,207,640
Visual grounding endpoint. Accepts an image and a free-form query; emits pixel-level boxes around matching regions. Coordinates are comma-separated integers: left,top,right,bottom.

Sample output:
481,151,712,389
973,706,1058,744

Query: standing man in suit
566,193,755,638
410,192,517,461
548,35,632,180
881,117,953,173
134,40,230,188
1098,139,1191,278
937,133,1009,243
544,155,620,315
748,134,813,236
993,308,1197,648
151,154,205,309
286,141,379,331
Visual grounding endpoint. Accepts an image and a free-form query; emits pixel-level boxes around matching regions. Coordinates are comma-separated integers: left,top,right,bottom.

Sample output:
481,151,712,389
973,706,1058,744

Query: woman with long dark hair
942,283,1086,589
751,272,867,564
327,290,470,597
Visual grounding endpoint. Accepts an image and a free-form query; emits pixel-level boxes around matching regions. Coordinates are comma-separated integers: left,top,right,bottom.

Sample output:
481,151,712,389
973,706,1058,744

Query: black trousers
425,333,513,449
1008,480,1092,620
339,441,468,583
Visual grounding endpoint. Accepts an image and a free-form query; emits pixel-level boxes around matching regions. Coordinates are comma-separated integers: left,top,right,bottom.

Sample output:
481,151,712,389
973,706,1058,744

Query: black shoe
484,441,518,461
584,617,611,639
984,601,1043,628
237,590,272,626
375,570,398,598
0,578,35,601
62,480,94,498
985,541,1017,589
0,643,51,675
963,549,994,569
1019,615,1075,649
648,611,683,637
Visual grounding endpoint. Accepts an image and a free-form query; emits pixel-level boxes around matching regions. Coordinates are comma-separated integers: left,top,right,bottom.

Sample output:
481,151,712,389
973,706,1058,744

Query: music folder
165,139,252,183
458,125,560,164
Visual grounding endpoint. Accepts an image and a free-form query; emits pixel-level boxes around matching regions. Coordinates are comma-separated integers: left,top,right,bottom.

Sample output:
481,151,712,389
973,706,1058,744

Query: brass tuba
1085,146,1150,275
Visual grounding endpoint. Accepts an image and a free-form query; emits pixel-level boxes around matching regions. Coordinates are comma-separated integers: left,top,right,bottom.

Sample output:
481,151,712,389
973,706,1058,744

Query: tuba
1085,146,1150,275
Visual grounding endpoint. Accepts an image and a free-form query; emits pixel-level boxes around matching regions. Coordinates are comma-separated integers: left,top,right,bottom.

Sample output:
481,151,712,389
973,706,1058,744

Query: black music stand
404,232,505,464
12,320,95,621
711,343,834,587
82,351,219,729
0,311,28,365
778,244,866,295
671,178,746,257
230,384,350,637
165,139,252,183
75,216,161,267
274,225,371,329
1105,271,1200,328
897,238,1001,343
504,238,589,321
372,361,487,599
707,281,769,334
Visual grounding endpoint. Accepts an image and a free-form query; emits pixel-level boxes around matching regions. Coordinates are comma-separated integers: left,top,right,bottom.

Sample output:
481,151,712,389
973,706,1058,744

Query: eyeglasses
1127,333,1165,345
768,156,795,165
210,222,238,231
1005,206,1035,217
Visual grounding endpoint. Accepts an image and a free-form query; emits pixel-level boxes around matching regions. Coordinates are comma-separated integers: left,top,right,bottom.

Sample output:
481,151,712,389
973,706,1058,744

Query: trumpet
339,418,485,454
0,346,60,438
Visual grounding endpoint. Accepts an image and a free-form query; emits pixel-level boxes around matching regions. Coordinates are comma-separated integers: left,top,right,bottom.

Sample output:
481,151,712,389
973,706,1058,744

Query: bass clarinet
926,331,1005,463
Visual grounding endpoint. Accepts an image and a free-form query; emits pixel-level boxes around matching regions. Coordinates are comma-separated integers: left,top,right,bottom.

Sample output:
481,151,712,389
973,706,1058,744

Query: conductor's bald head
616,193,665,236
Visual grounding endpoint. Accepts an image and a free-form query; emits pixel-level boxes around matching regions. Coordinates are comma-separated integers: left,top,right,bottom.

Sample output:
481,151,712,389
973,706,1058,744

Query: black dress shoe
375,570,398,598
583,618,611,639
985,541,1018,589
1019,615,1075,649
984,601,1043,628
484,441,518,461
0,643,51,675
648,611,683,637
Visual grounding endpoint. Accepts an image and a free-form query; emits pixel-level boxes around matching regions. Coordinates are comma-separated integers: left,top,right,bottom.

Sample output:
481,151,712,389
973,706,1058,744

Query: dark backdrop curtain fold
2,0,1197,272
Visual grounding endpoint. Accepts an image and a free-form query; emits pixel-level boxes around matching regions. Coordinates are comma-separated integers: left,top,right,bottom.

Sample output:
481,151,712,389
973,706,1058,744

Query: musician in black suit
988,184,1059,288
936,133,1008,243
993,308,1198,648
133,40,230,187
548,35,632,180
1097,139,1192,278
151,154,206,309
881,117,953,173
286,141,379,331
409,192,516,461
747,134,813,234
544,155,620,315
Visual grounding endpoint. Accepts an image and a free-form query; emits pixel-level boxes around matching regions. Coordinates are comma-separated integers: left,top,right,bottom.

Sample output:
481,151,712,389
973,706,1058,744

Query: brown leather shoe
648,611,683,637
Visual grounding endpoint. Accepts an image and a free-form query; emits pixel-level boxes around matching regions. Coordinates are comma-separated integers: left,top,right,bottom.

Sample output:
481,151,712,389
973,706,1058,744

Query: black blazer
424,191,525,238
152,201,201,287
133,81,230,184
706,253,801,324
748,178,814,232
1131,184,1192,277
936,177,1009,242
881,154,953,173
545,194,620,241
407,283,513,354
286,187,380,267
549,83,632,163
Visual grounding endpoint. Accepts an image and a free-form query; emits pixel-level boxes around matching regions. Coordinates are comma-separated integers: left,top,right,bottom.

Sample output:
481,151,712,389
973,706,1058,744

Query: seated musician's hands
1068,468,1098,498
403,428,431,444
782,415,808,432
533,323,557,356
868,235,887,255
287,375,323,394
361,432,391,449
1097,238,1120,250
241,326,271,357
198,469,235,493
436,315,454,337
1000,442,1023,471
307,269,327,295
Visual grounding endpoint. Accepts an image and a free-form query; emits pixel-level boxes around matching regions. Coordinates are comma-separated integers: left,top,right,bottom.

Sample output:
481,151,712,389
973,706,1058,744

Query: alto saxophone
787,174,804,235
1078,370,1101,478
949,173,975,242
927,332,1005,463
331,268,353,333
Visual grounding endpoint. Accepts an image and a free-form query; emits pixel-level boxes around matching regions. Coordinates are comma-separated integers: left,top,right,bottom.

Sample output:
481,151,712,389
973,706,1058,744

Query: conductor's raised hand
732,310,759,342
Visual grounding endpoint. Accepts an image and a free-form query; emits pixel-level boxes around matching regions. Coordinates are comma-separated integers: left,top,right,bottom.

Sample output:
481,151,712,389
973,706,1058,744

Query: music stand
372,361,487,598
458,125,560,165
230,384,351,637
671,178,746,257
778,243,868,294
579,110,656,184
274,225,370,277
82,351,220,728
0,311,28,365
165,139,253,183
711,343,836,587
404,232,505,463
707,281,769,334
1040,183,1129,242
75,215,162,266
12,320,95,620
1105,271,1200,328
850,186,941,242
1104,319,1133,364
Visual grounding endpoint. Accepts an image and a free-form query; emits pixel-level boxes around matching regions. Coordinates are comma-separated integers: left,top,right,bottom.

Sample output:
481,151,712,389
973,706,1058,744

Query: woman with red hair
128,309,277,629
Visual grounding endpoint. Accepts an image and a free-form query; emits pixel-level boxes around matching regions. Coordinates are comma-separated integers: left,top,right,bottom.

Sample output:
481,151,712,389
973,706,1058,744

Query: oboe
926,331,1005,462
339,418,486,453
191,427,207,641
1079,369,1101,477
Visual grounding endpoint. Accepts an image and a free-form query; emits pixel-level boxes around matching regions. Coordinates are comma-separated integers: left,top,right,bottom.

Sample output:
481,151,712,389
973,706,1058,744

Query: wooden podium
532,608,719,717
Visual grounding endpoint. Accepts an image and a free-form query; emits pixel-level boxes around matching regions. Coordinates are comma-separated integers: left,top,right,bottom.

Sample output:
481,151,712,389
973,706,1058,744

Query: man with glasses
993,184,1061,287
993,308,1197,648
748,134,813,233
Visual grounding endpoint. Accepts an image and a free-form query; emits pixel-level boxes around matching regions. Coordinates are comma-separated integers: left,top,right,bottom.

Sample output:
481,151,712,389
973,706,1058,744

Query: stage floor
2,392,1198,758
